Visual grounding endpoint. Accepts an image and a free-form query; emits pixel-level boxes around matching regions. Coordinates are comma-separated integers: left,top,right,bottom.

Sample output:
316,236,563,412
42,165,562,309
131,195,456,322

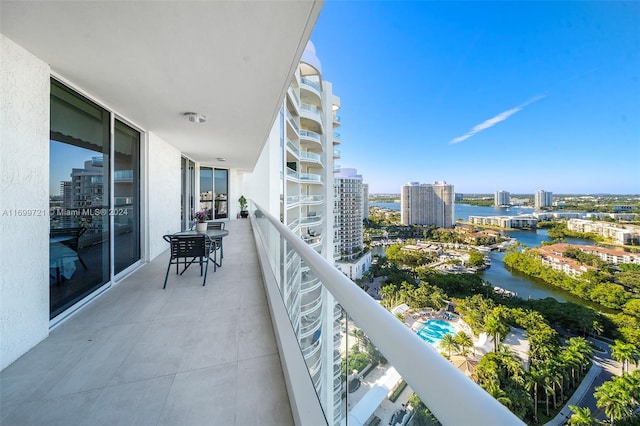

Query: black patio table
173,228,229,267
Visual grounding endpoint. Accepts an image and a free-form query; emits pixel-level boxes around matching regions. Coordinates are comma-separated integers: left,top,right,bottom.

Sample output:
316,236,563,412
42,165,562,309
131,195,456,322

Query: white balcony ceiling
0,0,322,170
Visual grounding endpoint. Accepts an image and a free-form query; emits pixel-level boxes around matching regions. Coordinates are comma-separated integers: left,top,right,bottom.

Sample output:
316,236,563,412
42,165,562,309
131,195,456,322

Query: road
546,337,633,425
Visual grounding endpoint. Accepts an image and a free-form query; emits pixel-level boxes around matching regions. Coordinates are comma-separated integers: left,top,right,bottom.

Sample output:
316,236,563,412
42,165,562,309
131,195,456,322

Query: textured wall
242,119,280,215
0,35,51,370
147,132,181,260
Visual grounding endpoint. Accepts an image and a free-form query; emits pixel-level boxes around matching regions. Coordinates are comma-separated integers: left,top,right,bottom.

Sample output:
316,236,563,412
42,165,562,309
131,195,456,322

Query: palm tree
439,333,458,359
484,313,509,352
610,339,640,375
527,368,543,423
561,345,581,389
568,406,594,426
595,380,627,425
567,337,592,377
540,365,557,417
484,382,511,408
454,331,473,356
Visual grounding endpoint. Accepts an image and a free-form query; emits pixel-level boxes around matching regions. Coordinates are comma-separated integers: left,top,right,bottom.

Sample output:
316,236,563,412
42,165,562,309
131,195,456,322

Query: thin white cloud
450,94,546,144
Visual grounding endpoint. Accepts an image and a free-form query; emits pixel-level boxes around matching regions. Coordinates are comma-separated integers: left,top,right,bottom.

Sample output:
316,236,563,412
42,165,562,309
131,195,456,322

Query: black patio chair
162,234,212,288
50,227,88,270
207,221,225,264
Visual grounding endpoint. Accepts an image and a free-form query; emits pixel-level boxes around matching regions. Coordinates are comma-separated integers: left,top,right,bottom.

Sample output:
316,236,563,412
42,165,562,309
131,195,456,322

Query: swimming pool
416,319,458,347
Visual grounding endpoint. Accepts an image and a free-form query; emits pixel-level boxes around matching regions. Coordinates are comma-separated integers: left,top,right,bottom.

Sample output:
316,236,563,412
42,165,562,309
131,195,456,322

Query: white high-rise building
535,190,553,209
494,190,510,207
246,41,342,424
401,181,455,228
362,183,369,220
334,168,372,280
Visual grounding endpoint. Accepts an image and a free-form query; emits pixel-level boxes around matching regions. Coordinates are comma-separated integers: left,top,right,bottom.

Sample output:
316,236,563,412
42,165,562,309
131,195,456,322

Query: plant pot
240,210,249,218
195,222,208,232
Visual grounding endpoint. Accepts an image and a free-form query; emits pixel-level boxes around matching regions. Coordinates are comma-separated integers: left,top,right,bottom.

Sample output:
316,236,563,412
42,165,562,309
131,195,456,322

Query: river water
369,202,595,303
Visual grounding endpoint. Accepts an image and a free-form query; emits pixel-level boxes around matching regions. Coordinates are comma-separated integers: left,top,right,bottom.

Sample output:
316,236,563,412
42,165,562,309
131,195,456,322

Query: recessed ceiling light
183,112,206,123
216,157,226,162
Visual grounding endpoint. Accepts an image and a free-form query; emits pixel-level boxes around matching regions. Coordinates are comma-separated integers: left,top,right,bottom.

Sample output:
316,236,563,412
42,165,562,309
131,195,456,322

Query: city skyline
310,1,640,194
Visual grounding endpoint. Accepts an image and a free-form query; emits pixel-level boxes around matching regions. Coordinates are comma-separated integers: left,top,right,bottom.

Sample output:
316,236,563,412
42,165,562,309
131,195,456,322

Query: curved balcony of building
299,150,322,166
286,195,300,208
333,131,341,144
299,172,323,184
299,194,323,205
300,77,321,101
299,129,322,148
301,277,321,296
302,233,322,249
299,212,322,227
333,149,340,159
333,113,341,127
286,138,300,159
307,353,322,387
301,335,321,360
300,293,322,318
300,313,321,339
287,85,300,112
300,103,323,133
287,217,300,231
285,109,299,135
285,167,299,182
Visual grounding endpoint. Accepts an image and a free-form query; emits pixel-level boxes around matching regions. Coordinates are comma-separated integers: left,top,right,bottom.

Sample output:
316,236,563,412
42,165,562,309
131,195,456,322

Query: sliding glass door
199,167,228,220
50,79,110,318
181,157,195,231
49,79,141,318
114,120,140,274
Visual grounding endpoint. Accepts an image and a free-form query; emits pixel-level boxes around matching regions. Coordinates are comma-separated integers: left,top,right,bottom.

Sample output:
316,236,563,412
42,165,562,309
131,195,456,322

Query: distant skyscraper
495,190,511,207
535,190,553,209
401,181,455,228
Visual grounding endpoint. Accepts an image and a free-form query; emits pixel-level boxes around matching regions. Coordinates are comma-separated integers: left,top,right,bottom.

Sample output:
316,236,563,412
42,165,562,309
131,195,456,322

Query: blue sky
310,1,640,194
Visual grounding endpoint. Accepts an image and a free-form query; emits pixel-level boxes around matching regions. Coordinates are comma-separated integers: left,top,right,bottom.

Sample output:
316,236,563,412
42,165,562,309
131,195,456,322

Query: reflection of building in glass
52,157,105,233
69,157,104,208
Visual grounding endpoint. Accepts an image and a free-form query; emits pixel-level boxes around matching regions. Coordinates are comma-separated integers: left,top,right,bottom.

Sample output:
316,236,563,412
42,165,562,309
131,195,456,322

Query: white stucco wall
0,35,51,370
147,132,181,260
242,119,280,216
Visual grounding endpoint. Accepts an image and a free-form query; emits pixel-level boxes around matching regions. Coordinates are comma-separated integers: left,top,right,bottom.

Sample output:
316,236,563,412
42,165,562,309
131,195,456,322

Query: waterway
369,202,595,304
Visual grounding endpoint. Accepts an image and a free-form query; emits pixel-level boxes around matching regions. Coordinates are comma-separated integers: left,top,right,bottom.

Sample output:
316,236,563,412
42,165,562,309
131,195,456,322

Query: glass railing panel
301,77,321,92
286,139,300,157
300,129,322,142
288,86,300,105
300,173,322,183
249,200,524,426
286,167,299,180
300,151,321,163
285,109,299,132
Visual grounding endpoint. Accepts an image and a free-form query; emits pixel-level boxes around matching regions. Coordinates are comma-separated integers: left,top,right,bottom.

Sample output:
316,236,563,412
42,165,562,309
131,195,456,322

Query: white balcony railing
249,200,524,426
300,129,322,144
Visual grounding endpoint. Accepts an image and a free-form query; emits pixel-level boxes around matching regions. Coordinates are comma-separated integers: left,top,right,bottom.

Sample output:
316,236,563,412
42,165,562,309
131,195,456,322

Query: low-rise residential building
531,245,597,277
533,242,640,267
468,215,538,229
567,219,640,245
584,212,638,221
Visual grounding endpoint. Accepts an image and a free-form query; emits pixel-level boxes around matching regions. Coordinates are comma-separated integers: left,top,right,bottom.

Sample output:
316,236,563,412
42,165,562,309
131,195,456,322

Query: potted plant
238,195,248,218
194,210,208,232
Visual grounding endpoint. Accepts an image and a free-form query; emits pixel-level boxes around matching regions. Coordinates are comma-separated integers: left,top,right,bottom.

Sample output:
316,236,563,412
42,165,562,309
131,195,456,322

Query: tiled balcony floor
0,219,293,426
